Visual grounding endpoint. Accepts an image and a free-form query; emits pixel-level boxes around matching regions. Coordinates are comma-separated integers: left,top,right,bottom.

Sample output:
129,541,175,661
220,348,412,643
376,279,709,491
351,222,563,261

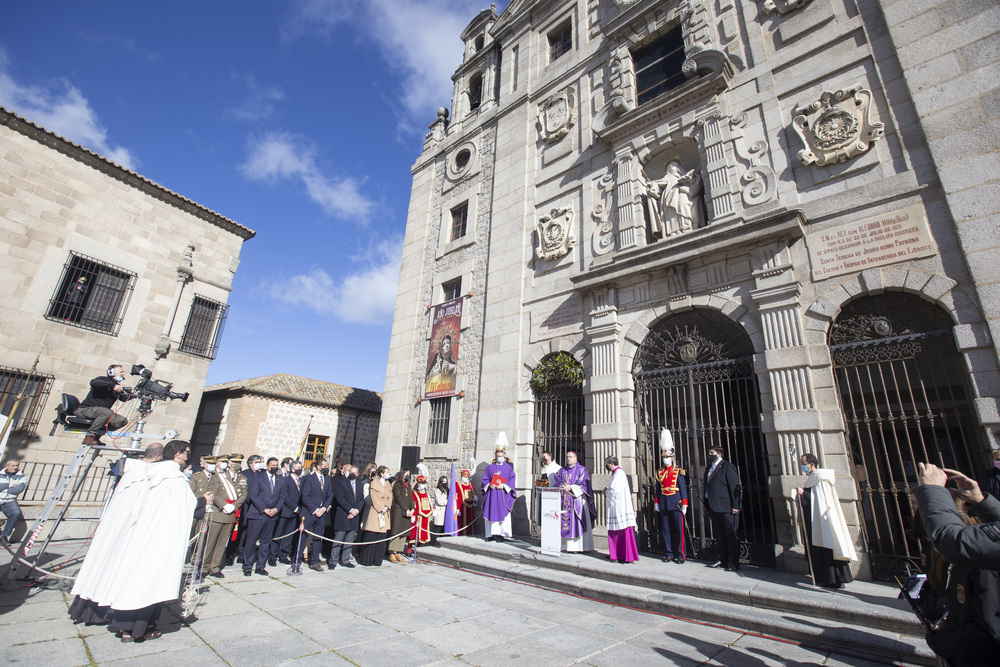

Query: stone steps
418,536,935,666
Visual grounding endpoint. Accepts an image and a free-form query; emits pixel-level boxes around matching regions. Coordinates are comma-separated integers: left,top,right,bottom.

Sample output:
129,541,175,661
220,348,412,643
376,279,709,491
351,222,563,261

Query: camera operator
77,364,131,445
915,462,1000,664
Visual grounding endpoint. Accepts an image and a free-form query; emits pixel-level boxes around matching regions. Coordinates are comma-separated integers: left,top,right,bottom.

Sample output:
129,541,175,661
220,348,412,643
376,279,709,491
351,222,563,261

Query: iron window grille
46,252,136,335
442,278,462,302
450,203,469,241
549,21,572,62
428,397,451,444
0,365,54,444
179,295,229,359
632,26,687,107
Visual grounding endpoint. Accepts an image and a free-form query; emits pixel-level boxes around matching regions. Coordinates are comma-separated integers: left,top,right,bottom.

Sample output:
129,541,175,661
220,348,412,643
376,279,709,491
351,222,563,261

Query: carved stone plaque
792,85,883,166
537,86,577,144
806,204,936,281
535,206,576,261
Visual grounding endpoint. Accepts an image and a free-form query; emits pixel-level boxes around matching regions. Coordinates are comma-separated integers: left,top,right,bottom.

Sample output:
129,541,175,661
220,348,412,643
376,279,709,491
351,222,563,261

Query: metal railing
18,456,118,504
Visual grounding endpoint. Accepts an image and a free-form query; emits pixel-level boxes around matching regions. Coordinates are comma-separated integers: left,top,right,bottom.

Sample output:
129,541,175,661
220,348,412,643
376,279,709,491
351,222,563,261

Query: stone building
377,1,1000,580
192,374,382,469
0,106,255,488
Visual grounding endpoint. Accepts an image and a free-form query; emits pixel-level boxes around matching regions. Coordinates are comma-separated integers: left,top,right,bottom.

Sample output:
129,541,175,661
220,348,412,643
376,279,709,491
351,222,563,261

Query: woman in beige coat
357,466,392,566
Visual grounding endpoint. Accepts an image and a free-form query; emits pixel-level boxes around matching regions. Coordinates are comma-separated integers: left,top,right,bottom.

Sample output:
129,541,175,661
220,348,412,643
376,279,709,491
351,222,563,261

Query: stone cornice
571,209,807,291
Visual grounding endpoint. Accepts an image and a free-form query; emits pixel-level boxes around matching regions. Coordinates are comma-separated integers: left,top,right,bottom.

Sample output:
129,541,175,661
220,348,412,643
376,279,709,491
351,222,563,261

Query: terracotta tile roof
0,105,255,240
205,373,382,413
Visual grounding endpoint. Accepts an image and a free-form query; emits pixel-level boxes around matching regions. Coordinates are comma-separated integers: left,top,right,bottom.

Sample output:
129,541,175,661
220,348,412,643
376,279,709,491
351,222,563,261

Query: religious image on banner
425,296,463,398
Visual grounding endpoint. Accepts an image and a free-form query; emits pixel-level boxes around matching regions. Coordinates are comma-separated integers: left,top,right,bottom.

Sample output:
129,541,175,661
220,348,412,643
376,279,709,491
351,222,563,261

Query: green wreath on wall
530,352,584,394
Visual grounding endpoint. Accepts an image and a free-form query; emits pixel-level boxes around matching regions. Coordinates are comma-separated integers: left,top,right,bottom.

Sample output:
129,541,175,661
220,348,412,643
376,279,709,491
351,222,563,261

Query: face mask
707,454,719,464
662,457,672,467
218,462,228,471
184,469,193,478
496,456,505,463
418,485,427,492
800,464,811,475
348,473,357,480
253,463,264,472
461,476,469,483
268,467,278,474
293,469,303,476
114,375,124,383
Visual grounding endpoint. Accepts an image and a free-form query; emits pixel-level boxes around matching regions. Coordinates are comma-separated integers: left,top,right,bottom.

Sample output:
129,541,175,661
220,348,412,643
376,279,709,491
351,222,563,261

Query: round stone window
455,149,471,172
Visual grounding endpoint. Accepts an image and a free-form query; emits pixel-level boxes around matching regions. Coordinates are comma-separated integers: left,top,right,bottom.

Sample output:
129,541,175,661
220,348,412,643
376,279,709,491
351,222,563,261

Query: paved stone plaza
1,557,904,667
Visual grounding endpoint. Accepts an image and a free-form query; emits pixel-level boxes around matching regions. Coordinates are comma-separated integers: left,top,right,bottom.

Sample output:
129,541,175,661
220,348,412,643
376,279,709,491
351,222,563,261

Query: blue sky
1,0,507,393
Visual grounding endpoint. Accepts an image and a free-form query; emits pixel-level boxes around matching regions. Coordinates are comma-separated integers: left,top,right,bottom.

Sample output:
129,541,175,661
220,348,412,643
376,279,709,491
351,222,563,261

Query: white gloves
680,505,688,515
654,502,660,512
223,503,235,514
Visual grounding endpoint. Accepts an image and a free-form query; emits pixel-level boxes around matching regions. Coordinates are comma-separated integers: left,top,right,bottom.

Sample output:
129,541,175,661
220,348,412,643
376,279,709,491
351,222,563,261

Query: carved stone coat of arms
535,207,576,261
537,87,577,144
792,86,884,166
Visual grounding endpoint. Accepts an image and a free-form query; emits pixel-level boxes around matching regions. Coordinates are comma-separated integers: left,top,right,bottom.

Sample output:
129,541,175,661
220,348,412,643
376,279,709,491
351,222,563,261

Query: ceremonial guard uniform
223,453,247,564
203,455,248,577
656,464,688,563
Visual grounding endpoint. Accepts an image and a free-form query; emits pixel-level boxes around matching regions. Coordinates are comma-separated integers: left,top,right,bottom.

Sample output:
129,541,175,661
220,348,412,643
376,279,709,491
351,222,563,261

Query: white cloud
0,48,136,168
226,75,286,122
284,0,491,127
242,131,375,221
262,238,402,325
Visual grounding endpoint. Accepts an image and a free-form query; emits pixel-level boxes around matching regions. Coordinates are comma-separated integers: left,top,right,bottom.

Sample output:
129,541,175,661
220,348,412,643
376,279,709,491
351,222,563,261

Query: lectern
539,487,562,556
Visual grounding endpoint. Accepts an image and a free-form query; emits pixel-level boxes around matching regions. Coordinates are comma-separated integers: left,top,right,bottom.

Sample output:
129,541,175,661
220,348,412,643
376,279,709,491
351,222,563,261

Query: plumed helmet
659,428,675,456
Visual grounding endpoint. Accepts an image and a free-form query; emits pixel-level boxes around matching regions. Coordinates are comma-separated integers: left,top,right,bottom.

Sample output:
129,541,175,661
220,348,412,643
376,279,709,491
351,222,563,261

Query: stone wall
0,115,251,465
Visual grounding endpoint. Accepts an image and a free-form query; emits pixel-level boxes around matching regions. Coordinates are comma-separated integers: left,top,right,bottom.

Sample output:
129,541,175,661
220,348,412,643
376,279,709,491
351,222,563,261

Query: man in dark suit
243,457,286,576
227,453,260,565
329,465,365,569
703,445,742,571
300,461,333,571
270,460,304,566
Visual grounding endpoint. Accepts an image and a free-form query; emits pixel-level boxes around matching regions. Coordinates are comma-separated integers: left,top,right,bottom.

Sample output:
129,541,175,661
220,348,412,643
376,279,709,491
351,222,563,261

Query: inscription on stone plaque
531,296,583,342
806,204,936,281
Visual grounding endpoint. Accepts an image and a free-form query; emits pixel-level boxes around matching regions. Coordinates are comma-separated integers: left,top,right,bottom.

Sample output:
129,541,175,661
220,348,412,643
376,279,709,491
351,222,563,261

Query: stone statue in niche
535,206,575,261
642,161,705,239
792,85,884,166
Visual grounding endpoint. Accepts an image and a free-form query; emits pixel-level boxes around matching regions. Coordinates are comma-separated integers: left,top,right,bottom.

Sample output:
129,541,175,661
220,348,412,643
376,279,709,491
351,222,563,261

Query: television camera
123,364,189,414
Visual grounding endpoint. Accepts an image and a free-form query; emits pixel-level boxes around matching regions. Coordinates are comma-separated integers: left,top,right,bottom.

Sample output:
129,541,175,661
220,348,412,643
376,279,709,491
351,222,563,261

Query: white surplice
71,459,149,604
804,468,857,562
606,467,637,532
105,460,197,611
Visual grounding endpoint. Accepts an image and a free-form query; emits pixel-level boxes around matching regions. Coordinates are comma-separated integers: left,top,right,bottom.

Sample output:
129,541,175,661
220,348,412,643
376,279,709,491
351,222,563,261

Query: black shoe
236,556,244,564
708,561,724,568
208,571,225,578
496,536,505,543
342,563,355,568
243,569,252,577
673,557,683,564
278,557,292,564
268,559,277,567
254,568,268,576
326,562,336,569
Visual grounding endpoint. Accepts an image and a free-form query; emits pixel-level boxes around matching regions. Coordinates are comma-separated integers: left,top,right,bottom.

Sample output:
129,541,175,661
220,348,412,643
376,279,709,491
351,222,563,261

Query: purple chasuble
481,461,516,522
552,464,597,540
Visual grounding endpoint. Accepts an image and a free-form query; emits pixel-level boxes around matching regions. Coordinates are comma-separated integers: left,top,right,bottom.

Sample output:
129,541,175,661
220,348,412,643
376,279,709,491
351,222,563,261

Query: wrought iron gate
830,294,986,581
634,310,776,566
530,382,585,536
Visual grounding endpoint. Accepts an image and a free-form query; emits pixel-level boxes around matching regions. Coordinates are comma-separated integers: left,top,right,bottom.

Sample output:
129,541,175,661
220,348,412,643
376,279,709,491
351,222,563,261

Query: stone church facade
377,1,1000,580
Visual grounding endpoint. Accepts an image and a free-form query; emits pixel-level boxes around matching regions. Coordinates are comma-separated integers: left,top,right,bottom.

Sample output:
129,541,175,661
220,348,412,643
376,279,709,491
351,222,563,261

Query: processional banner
424,296,463,398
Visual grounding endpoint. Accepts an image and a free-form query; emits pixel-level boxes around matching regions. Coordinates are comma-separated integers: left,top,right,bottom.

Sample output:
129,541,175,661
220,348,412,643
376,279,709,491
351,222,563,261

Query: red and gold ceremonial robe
410,490,433,544
456,481,475,536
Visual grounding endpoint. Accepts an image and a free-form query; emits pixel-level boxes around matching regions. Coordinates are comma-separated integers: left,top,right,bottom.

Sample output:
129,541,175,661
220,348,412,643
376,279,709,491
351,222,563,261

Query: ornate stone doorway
634,310,776,566
830,294,986,581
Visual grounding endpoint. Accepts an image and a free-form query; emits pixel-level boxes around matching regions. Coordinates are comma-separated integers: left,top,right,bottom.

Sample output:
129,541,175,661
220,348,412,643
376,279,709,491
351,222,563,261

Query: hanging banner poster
425,296,464,398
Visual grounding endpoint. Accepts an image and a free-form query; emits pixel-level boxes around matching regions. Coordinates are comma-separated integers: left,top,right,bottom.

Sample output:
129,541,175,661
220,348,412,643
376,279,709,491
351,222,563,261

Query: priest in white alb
604,455,639,563
69,442,163,625
796,452,856,589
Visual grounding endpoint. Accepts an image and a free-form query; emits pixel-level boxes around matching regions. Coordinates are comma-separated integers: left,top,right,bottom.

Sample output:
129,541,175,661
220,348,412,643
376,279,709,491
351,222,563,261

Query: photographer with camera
77,364,131,445
915,462,1000,664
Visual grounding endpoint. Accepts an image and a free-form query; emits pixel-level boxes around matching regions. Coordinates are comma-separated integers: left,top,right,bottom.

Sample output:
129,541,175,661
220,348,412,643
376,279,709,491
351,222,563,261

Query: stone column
613,149,642,251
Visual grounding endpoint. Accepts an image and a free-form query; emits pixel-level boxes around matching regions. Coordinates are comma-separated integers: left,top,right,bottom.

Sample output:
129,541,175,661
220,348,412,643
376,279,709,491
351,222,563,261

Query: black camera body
126,364,189,404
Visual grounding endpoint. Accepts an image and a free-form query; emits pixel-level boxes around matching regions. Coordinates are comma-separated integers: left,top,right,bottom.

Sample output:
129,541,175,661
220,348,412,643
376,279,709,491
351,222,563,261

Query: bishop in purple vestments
482,446,516,542
552,451,596,552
